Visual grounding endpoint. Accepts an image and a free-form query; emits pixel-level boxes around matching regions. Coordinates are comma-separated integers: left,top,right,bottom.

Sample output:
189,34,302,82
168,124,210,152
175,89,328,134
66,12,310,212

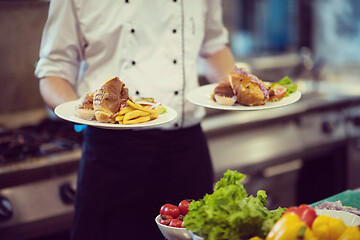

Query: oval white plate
187,83,301,111
54,100,177,130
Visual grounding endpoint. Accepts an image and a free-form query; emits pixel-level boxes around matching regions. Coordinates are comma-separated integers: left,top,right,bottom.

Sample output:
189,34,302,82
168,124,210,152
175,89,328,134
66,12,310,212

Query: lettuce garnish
279,76,297,97
156,105,167,114
183,170,285,240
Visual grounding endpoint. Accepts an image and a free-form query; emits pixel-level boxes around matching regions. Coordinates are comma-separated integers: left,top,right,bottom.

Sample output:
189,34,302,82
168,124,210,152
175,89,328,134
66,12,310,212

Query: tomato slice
269,86,287,101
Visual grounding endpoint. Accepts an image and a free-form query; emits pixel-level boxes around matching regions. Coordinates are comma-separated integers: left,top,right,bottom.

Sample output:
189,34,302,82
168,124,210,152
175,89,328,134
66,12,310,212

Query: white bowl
155,215,193,240
189,231,204,240
315,209,360,226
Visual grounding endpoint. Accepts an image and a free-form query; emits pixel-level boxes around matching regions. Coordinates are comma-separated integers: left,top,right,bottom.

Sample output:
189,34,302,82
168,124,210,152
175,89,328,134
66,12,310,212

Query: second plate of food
187,83,301,111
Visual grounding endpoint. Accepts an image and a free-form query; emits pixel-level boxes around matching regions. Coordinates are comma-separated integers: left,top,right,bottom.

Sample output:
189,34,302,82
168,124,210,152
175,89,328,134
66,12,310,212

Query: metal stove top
0,118,83,189
0,118,82,166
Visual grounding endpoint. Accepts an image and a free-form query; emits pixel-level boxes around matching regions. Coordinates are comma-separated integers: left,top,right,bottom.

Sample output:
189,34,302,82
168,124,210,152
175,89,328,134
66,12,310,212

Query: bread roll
75,93,95,120
75,108,95,120
93,77,129,123
213,81,236,106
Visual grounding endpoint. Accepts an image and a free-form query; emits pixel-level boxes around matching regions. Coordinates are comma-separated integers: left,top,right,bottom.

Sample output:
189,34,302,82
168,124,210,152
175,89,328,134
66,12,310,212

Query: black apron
71,124,214,240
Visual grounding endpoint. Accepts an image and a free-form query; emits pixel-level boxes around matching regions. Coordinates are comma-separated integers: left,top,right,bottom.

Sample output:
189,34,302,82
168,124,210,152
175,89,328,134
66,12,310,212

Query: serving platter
54,100,177,130
187,83,301,111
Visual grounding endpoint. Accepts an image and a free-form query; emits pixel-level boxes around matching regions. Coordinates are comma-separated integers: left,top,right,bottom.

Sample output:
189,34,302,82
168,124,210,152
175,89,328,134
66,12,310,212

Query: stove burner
0,119,83,166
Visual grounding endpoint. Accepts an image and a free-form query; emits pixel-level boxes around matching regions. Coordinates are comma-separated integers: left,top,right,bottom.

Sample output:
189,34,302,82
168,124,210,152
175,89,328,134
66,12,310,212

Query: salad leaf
155,105,167,114
183,170,286,240
278,76,298,97
279,76,293,85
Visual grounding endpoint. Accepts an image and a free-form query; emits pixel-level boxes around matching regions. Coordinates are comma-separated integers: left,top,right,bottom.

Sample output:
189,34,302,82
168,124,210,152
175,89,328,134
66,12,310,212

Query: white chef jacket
35,0,229,129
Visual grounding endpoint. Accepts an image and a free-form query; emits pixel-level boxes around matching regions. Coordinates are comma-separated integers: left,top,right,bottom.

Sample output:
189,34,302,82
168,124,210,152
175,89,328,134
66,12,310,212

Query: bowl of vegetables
155,200,193,240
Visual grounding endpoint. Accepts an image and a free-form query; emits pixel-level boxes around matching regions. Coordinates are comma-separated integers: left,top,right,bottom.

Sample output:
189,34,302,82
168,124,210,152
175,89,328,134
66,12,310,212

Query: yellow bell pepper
338,226,360,240
311,215,347,240
265,212,317,240
249,237,262,240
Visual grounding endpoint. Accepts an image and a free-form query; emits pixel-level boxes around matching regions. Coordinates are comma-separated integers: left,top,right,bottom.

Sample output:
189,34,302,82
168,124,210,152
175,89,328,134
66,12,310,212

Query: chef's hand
203,46,235,84
39,76,79,110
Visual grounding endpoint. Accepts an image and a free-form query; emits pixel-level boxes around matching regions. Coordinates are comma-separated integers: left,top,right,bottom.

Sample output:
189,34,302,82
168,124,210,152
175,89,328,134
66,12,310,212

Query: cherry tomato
284,204,317,228
178,199,191,216
169,219,184,228
296,204,317,228
162,204,180,219
160,203,172,215
159,215,173,226
284,206,297,215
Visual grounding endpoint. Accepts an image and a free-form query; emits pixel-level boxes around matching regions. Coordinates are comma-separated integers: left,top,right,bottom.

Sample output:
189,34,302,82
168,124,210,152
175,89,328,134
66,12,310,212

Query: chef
35,0,235,239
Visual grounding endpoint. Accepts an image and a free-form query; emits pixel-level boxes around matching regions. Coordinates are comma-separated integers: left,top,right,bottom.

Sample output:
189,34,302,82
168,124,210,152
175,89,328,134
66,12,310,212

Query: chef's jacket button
131,28,135,33
173,0,177,2
132,61,136,65
135,90,140,95
174,123,179,128
174,91,179,95
125,0,129,3
173,59,177,64
173,29,177,34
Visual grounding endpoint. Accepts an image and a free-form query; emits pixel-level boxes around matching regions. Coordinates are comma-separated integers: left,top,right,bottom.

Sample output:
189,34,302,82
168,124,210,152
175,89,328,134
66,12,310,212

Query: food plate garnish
187,67,301,111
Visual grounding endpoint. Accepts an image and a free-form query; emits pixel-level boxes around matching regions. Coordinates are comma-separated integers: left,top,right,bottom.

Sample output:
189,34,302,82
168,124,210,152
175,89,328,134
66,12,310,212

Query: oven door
0,172,77,240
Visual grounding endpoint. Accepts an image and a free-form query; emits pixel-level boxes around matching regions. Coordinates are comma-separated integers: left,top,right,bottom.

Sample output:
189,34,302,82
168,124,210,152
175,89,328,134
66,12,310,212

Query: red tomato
162,204,180,219
283,206,297,215
284,204,317,228
160,203,172,215
159,215,173,226
178,200,191,216
269,86,287,101
296,204,317,228
169,219,184,228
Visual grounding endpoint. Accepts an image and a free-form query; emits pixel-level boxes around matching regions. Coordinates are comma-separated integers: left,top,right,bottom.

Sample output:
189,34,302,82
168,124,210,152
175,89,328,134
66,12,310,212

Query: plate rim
54,100,177,130
187,83,301,111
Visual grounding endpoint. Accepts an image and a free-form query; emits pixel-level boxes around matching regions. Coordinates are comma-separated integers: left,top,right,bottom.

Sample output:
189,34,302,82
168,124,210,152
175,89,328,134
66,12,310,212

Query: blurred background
0,0,360,239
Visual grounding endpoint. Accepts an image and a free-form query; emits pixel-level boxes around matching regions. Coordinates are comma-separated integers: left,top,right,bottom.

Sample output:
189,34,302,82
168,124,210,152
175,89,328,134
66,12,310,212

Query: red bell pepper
284,204,317,228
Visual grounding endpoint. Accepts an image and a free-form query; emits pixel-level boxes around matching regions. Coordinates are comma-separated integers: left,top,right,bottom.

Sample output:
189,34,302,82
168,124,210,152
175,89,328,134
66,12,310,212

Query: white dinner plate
54,100,177,130
187,83,301,111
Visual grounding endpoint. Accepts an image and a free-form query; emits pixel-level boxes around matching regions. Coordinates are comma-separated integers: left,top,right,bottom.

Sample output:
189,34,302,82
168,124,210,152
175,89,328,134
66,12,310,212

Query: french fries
114,99,162,125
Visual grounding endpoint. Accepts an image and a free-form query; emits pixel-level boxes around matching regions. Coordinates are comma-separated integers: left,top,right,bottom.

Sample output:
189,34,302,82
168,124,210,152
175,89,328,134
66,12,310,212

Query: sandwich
75,77,129,123
213,67,271,106
75,93,95,120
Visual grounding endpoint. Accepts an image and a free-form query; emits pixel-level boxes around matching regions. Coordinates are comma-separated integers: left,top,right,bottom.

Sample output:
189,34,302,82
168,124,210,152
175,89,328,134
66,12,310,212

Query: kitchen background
0,0,360,239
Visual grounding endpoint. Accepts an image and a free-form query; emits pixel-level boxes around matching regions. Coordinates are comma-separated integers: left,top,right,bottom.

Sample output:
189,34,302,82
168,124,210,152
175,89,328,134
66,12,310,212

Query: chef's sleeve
34,0,84,86
199,0,230,57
